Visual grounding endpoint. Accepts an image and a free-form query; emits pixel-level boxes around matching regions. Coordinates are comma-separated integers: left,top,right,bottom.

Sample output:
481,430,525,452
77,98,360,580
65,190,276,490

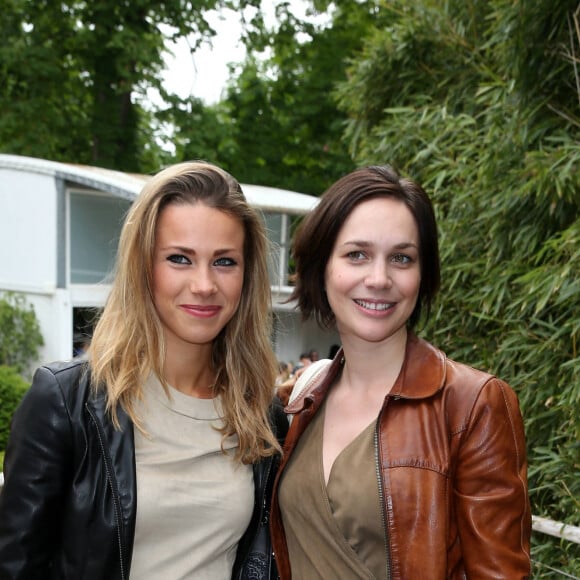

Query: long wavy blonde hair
89,161,280,463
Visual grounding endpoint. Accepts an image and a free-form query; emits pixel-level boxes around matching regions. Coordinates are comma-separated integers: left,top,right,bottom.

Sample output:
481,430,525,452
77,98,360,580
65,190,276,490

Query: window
263,211,291,287
69,192,132,284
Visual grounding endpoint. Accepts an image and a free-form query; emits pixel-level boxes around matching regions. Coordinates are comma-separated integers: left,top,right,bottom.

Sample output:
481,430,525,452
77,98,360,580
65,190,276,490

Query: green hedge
0,365,29,452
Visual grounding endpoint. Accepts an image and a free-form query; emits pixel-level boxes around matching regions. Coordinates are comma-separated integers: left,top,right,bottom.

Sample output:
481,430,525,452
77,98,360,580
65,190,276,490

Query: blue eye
167,254,190,265
214,257,237,267
347,251,366,261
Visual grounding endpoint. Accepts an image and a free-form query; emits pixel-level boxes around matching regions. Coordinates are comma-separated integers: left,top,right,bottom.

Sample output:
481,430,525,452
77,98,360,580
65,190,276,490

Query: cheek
151,283,166,317
326,269,349,296
229,275,245,306
324,273,343,310
235,280,244,303
151,267,167,296
324,261,340,290
151,265,177,307
150,270,161,302
403,271,421,299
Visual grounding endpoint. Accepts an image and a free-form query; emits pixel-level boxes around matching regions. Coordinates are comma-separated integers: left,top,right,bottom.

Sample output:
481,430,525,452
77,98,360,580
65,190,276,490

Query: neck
339,328,408,394
162,343,216,398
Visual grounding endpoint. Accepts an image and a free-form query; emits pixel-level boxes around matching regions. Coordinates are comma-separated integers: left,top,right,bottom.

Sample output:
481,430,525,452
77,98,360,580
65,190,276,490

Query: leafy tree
0,293,43,376
0,0,261,172
0,0,92,162
180,0,375,194
158,93,237,164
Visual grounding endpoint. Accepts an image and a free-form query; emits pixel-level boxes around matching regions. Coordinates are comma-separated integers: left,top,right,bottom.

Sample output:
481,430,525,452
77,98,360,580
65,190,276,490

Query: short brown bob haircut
290,165,440,329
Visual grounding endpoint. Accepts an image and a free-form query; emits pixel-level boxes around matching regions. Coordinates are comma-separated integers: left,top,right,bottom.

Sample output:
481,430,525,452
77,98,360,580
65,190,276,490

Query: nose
365,260,392,289
190,267,217,296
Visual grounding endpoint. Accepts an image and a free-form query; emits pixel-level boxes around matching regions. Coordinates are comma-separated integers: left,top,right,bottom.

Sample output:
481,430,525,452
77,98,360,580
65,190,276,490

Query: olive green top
279,401,387,579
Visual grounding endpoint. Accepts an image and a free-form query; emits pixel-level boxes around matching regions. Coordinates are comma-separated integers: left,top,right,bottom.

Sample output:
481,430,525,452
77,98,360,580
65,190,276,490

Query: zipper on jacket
86,404,126,580
375,411,392,580
260,457,281,580
260,457,273,526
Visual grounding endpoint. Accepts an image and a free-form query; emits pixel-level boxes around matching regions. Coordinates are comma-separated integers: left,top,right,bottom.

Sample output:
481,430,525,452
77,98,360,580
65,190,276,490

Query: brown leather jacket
270,333,531,579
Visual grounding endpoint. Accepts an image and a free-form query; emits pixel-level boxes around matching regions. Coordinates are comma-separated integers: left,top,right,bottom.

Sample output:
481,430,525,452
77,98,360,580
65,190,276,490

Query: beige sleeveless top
279,401,387,579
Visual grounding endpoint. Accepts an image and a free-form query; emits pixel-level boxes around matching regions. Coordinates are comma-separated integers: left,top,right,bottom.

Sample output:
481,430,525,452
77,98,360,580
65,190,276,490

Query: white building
0,154,339,372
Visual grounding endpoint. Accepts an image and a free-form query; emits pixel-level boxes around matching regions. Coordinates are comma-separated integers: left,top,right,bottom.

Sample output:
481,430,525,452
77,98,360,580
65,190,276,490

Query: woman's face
324,197,421,347
152,202,245,355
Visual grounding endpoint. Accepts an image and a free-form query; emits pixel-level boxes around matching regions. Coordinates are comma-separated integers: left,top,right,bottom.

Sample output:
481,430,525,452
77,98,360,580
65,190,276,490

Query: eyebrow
161,245,242,256
341,240,418,249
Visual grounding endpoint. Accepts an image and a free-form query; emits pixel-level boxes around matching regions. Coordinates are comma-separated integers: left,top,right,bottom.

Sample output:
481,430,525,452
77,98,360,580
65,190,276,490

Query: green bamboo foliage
336,0,579,574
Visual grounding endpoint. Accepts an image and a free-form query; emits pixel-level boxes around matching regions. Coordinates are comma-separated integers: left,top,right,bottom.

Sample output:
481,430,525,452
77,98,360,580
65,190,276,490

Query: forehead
156,202,244,243
336,197,418,242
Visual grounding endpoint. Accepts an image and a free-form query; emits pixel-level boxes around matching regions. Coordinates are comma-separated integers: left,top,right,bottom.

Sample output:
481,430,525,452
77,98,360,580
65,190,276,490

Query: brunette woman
271,165,531,579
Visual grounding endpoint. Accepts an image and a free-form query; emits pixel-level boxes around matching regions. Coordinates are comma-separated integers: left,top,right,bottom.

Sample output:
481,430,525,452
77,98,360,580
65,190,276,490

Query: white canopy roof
0,154,319,215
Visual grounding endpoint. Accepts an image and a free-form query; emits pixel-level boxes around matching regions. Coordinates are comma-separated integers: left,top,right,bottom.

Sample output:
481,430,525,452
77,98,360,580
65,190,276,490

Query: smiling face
152,202,245,356
324,197,421,347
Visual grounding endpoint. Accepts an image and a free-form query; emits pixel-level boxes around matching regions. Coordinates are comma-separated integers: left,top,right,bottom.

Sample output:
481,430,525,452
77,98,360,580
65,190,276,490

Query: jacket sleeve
232,397,288,578
454,378,531,578
270,395,290,447
0,366,74,579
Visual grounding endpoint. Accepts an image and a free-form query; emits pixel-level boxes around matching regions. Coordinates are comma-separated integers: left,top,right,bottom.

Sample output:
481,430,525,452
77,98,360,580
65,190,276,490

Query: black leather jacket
0,360,287,579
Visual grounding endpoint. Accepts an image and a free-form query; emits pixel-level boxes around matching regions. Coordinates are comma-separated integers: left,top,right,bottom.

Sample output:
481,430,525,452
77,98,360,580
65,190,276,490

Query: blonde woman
0,161,287,579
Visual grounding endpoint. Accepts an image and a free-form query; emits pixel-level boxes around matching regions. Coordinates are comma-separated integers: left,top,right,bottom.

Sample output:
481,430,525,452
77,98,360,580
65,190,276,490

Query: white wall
0,169,58,292
0,169,63,376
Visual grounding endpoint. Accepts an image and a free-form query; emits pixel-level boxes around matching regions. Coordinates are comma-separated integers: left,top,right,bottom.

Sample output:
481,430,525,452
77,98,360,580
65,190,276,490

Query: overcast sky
160,10,246,105
154,2,329,106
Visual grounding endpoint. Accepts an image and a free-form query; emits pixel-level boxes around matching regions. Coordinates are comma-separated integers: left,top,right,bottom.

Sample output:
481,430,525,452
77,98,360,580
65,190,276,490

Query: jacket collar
286,332,447,415
391,332,446,399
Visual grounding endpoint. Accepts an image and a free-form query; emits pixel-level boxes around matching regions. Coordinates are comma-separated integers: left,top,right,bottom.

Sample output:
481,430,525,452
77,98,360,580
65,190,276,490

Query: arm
0,366,74,579
454,378,532,578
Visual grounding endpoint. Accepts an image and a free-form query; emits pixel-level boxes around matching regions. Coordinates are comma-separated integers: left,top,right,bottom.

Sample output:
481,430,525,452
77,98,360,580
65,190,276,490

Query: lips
354,299,395,311
180,304,221,318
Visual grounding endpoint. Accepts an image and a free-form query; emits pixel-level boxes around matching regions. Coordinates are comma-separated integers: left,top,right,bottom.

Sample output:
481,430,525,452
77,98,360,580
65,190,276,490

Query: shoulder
37,359,88,386
445,358,495,392
22,359,91,412
7,361,91,461
444,356,515,402
442,358,521,433
411,333,499,398
406,335,524,442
